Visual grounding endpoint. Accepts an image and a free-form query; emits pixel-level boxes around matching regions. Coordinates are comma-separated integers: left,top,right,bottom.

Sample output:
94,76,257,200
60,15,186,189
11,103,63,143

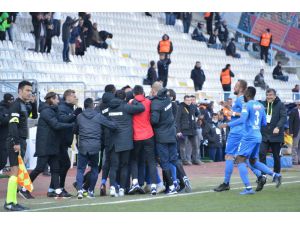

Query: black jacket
201,121,222,148
62,16,78,42
191,27,206,42
260,97,287,143
226,41,237,56
289,108,300,136
0,101,10,141
208,34,217,45
58,101,76,146
191,67,206,85
151,88,176,144
147,67,157,85
218,24,229,42
157,58,171,80
76,108,117,155
272,65,284,78
33,18,46,38
35,104,73,157
108,98,145,152
176,103,197,136
99,30,112,42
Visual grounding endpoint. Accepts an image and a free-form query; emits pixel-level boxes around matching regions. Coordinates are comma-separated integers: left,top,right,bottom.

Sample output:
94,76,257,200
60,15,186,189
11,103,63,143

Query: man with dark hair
259,88,287,176
191,61,206,91
157,54,171,88
226,38,241,58
108,90,145,197
220,64,235,101
121,85,132,93
289,100,300,165
48,89,82,198
75,98,117,199
33,13,46,53
128,85,158,195
235,86,281,195
254,69,269,90
260,28,272,63
272,61,288,82
145,60,157,85
104,84,116,94
192,23,207,42
4,81,33,211
0,93,14,171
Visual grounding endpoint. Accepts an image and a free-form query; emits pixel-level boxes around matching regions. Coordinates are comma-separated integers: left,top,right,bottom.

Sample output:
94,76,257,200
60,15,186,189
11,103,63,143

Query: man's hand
273,127,280,134
177,132,183,137
219,123,228,129
13,144,21,153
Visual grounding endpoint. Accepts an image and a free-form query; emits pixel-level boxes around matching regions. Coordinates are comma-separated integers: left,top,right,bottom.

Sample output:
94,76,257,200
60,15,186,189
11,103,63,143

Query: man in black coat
157,54,171,88
176,96,200,165
146,60,157,85
191,23,207,42
272,61,288,82
108,90,145,197
0,93,14,171
50,89,82,197
226,38,241,58
75,98,117,199
191,61,206,91
62,16,78,62
33,13,46,53
289,100,300,165
259,89,287,174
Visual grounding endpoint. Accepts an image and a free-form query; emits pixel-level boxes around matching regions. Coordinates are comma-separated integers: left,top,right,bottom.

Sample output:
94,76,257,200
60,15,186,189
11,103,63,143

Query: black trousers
109,148,131,189
259,141,282,173
131,137,157,185
194,82,203,91
44,37,52,53
30,155,60,189
0,31,6,41
101,147,111,180
260,46,269,63
0,140,8,170
50,144,70,189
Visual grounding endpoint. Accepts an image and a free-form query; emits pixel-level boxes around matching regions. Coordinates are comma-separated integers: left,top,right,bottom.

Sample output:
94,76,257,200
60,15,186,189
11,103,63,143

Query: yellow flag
17,155,34,192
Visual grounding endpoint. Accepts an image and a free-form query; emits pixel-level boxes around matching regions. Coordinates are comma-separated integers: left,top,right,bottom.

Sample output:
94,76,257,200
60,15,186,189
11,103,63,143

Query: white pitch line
26,176,299,206
27,180,300,212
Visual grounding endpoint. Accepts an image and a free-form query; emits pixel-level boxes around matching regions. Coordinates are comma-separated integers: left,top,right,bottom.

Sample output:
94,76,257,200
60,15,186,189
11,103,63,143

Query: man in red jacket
128,85,158,195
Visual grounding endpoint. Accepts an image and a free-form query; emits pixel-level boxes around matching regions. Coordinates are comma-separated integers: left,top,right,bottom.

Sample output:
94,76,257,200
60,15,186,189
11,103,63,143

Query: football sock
253,161,273,176
224,159,234,184
247,160,262,178
238,162,251,187
6,176,18,204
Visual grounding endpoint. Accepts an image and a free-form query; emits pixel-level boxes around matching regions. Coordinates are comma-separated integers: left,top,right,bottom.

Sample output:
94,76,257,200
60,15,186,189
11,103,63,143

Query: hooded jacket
35,103,73,157
260,97,287,143
151,88,176,143
132,94,154,141
191,66,206,85
62,16,78,42
0,100,10,141
108,98,145,152
76,108,117,155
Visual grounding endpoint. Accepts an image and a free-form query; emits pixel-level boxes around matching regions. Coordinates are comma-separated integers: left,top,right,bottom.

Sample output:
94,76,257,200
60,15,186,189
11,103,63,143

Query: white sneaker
77,190,83,200
110,186,118,197
119,188,125,197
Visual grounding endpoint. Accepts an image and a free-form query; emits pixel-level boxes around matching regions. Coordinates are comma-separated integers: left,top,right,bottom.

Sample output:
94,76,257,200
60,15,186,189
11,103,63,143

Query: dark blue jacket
58,101,76,146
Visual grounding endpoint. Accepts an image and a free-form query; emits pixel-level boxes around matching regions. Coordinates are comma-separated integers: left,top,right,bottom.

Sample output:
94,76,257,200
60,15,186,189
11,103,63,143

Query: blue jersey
228,95,245,135
241,100,267,141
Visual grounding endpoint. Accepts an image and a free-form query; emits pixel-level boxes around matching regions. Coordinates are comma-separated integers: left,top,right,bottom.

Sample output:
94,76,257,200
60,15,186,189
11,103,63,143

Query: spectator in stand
292,84,300,100
157,34,173,58
75,19,88,56
259,88,287,175
157,54,171,88
70,19,83,56
98,29,113,49
52,12,62,37
144,60,157,85
191,61,206,91
260,28,272,63
254,69,269,90
207,29,222,49
272,61,289,82
33,13,46,53
62,16,78,62
220,64,235,101
91,23,102,48
176,96,201,165
226,38,241,58
7,13,17,42
289,100,300,165
217,20,229,49
204,12,214,35
0,12,10,41
44,12,54,53
191,22,207,42
181,12,192,33
83,14,93,48
165,12,177,26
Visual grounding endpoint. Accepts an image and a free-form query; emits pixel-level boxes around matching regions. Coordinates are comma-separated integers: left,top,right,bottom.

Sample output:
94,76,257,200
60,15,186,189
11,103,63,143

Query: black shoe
47,191,57,198
214,183,230,192
19,189,35,199
61,189,72,198
4,202,29,211
100,184,106,196
256,175,267,192
273,174,282,188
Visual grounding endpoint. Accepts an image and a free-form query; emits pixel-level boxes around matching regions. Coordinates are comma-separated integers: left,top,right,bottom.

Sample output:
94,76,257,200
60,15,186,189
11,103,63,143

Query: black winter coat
76,108,117,155
191,67,206,85
201,121,222,148
108,98,145,152
33,18,46,38
260,97,287,143
151,88,176,144
147,67,157,85
62,16,78,42
176,103,197,136
289,108,300,136
0,101,10,141
58,101,76,146
226,41,237,56
157,58,171,80
35,104,73,157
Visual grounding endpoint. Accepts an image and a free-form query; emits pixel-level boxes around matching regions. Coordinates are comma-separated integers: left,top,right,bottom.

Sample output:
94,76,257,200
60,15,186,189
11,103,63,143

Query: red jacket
131,95,154,141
